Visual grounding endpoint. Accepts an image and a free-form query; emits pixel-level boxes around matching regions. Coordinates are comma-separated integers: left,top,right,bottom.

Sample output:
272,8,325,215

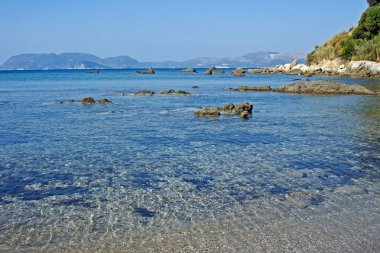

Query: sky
0,0,369,64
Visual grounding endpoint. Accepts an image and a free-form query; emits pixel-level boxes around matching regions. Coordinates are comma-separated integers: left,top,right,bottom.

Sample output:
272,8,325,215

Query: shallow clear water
0,69,379,252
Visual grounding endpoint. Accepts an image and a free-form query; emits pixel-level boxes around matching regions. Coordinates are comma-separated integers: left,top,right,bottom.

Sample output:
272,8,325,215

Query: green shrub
340,37,357,59
352,6,380,39
349,34,380,62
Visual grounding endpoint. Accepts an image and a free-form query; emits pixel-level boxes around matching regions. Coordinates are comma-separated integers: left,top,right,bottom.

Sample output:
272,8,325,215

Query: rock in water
231,68,245,76
98,98,112,104
273,81,376,95
223,103,235,112
240,111,250,119
159,90,192,96
214,70,225,74
232,86,272,91
289,59,298,68
181,68,197,73
204,66,216,75
134,90,156,96
136,67,155,74
235,102,253,114
194,102,253,118
194,108,221,117
81,97,96,104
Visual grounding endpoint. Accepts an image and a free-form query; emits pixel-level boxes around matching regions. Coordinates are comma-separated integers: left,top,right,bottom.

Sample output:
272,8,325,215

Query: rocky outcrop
159,90,192,96
273,81,376,95
232,86,272,91
231,68,245,76
81,97,112,104
214,70,225,74
226,81,376,95
129,90,192,96
195,102,253,118
249,59,380,78
234,102,253,114
136,67,155,74
346,61,380,77
192,85,200,89
134,90,156,96
81,97,96,104
194,107,221,117
204,66,216,75
98,98,112,104
181,68,197,73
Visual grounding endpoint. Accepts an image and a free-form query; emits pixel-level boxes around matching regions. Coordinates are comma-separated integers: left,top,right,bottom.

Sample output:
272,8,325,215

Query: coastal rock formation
55,99,75,104
214,70,225,74
159,90,192,96
81,97,113,104
204,66,216,75
194,107,221,117
232,86,272,91
346,61,380,77
181,68,197,73
234,102,253,114
273,81,376,95
249,59,380,78
136,67,155,74
231,68,245,76
134,90,156,96
98,98,112,104
81,97,96,104
226,82,376,95
222,103,235,113
195,102,253,118
130,90,193,96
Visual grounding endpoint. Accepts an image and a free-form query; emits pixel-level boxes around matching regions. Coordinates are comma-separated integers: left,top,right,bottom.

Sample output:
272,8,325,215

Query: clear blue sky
0,0,368,63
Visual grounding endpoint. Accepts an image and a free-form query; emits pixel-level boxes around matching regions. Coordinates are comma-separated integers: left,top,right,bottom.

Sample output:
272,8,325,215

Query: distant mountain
0,51,306,70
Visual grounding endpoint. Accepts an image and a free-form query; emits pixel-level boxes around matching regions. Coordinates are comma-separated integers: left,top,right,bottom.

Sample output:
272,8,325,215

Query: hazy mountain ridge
0,52,306,70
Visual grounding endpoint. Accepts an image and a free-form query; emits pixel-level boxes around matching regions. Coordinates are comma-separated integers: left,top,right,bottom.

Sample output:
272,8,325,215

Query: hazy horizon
0,0,368,64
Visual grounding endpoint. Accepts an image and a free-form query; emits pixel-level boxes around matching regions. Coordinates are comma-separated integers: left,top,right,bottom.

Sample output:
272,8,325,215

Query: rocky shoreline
195,102,253,119
227,81,377,95
247,59,380,78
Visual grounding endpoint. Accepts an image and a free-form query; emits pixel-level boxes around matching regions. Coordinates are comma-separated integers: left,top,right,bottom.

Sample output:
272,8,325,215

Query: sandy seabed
3,185,378,253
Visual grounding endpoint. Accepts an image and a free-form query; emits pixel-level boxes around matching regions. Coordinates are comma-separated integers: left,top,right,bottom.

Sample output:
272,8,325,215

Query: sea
0,69,379,252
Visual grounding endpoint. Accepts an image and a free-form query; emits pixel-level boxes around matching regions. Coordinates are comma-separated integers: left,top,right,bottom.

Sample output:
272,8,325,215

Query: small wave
159,107,195,115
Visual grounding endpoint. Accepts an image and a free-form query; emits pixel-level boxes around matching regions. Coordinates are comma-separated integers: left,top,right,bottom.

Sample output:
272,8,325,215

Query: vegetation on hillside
367,0,380,7
307,2,380,65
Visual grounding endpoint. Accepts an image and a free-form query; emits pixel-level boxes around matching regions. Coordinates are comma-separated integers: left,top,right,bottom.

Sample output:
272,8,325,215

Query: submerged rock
81,97,96,104
192,85,200,89
134,90,156,96
159,90,192,96
233,86,272,91
181,68,197,73
98,98,112,104
56,99,75,104
136,67,155,74
273,81,376,95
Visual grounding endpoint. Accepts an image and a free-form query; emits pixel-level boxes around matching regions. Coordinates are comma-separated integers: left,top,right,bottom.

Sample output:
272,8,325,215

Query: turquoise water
0,69,379,251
